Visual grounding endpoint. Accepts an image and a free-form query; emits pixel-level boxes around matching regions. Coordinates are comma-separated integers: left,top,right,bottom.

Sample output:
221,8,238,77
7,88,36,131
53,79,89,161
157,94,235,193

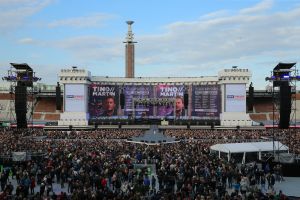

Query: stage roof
274,62,296,70
10,63,32,71
210,141,288,153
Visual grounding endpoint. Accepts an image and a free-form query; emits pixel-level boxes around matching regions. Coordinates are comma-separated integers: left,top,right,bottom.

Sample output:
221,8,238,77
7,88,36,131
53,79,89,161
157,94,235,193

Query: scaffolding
265,62,298,160
2,63,41,129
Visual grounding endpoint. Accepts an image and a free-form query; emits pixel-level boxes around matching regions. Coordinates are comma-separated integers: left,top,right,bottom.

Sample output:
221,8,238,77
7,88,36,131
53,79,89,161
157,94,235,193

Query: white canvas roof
210,141,288,153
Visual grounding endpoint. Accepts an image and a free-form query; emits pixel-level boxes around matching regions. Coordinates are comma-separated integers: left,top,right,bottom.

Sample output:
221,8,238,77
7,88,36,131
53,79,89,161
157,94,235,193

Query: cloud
199,10,229,20
135,4,300,67
48,13,115,28
0,0,53,33
240,0,273,14
51,36,123,61
18,37,35,44
0,0,38,5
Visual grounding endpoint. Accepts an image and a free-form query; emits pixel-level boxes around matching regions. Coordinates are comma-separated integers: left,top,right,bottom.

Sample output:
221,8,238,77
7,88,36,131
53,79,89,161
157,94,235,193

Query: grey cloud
0,0,53,32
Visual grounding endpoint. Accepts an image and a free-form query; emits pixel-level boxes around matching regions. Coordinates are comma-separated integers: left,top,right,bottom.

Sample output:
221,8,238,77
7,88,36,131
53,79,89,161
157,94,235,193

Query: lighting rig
265,63,299,83
265,62,298,161
2,63,41,129
2,69,41,83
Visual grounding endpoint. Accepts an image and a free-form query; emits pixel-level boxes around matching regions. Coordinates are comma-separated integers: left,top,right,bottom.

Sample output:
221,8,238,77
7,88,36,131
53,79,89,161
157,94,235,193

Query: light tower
124,21,136,78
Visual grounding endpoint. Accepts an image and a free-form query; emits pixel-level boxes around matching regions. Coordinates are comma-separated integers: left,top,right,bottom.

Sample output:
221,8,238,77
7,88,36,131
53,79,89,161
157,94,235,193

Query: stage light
282,75,290,79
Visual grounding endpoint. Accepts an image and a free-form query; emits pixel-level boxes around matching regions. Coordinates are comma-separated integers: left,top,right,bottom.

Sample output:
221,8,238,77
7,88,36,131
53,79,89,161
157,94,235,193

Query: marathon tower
124,21,136,78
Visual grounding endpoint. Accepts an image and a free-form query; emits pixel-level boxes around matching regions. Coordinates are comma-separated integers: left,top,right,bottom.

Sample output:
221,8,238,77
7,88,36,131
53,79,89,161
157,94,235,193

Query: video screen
225,84,246,112
89,84,119,118
65,84,86,112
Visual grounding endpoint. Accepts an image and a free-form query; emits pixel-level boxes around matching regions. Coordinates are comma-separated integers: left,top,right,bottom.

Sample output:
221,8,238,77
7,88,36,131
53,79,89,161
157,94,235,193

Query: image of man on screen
169,96,186,118
102,96,117,117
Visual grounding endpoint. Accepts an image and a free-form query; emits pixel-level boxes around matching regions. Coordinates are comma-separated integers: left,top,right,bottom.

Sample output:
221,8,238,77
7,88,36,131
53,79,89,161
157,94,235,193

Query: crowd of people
164,129,300,155
0,127,298,199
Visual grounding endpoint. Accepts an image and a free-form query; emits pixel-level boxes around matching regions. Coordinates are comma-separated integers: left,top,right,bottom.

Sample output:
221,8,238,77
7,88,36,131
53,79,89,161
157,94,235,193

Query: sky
1,0,300,89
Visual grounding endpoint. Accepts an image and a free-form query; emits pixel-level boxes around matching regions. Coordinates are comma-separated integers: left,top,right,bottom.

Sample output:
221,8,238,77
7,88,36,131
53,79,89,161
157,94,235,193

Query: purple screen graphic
192,85,220,119
124,85,154,116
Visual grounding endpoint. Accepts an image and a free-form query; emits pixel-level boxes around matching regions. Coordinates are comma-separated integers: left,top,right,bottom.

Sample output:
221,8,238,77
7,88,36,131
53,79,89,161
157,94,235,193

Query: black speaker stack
56,82,61,110
271,63,296,129
120,93,125,109
279,82,291,129
184,93,188,109
248,84,254,112
15,85,27,129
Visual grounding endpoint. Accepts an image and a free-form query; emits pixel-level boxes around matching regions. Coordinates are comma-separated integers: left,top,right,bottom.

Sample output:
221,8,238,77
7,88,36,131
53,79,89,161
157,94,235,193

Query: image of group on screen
90,95,187,118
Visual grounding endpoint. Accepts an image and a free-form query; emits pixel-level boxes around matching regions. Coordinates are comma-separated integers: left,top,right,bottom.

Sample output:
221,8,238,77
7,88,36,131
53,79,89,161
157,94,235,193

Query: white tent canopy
210,141,288,153
210,141,289,163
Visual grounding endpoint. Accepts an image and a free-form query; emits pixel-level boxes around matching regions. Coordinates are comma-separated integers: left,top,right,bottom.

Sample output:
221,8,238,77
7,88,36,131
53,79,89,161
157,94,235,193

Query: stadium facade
58,66,252,126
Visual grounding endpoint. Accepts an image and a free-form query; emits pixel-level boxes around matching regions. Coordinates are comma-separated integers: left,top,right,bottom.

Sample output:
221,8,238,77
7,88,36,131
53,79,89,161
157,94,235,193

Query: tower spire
125,21,135,43
124,21,136,78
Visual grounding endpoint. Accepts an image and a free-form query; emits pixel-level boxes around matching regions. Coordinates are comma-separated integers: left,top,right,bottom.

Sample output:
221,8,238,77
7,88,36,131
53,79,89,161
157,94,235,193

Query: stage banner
156,85,185,117
192,85,221,119
124,85,154,117
89,84,119,118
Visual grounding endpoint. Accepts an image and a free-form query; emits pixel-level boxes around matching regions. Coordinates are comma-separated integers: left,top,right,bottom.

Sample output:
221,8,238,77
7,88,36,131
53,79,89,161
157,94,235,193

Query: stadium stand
249,113,267,122
0,93,11,100
292,93,300,100
44,113,60,121
253,100,274,113
269,113,280,121
34,97,57,113
32,113,43,120
0,90,62,122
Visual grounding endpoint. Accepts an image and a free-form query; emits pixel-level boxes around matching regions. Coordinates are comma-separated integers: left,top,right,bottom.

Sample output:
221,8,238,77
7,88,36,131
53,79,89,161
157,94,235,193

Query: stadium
1,21,300,199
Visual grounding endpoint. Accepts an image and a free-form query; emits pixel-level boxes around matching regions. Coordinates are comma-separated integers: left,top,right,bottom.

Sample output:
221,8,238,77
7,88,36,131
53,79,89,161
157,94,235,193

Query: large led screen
65,84,86,112
124,85,154,117
192,85,220,119
89,84,119,118
225,84,246,112
87,83,223,119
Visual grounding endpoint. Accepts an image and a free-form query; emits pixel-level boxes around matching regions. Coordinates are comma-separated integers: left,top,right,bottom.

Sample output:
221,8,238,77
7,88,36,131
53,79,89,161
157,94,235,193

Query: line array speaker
56,82,61,110
279,82,291,129
248,85,254,112
120,93,125,109
15,86,27,129
184,93,188,109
